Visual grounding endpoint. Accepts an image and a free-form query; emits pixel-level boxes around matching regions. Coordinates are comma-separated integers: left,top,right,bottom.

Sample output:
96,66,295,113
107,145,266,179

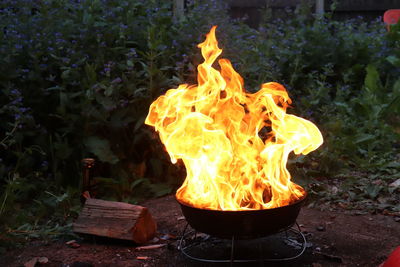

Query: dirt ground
1,195,399,267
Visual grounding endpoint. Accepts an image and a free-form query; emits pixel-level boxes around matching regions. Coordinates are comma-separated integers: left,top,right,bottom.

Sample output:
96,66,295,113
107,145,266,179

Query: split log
73,198,156,244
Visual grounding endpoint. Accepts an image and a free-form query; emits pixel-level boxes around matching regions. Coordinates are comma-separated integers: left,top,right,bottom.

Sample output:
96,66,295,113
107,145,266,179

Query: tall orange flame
145,26,323,211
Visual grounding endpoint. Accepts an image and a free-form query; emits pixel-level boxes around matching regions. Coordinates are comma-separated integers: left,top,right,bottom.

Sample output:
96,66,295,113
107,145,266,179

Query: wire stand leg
230,236,235,266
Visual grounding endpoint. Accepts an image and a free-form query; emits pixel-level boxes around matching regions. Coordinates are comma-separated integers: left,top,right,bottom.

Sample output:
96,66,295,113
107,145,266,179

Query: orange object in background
384,10,400,31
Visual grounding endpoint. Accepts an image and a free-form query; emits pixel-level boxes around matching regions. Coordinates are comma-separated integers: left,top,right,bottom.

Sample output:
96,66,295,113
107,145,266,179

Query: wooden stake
173,0,184,21
315,0,324,16
73,198,157,244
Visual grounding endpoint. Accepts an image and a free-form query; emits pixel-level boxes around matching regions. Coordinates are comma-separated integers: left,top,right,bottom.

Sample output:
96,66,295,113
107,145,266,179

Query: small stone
394,217,400,222
38,257,49,264
316,225,325,231
315,247,321,252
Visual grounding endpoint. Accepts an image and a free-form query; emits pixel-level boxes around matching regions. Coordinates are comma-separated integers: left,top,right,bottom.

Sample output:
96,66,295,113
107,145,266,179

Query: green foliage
218,3,400,211
0,0,247,247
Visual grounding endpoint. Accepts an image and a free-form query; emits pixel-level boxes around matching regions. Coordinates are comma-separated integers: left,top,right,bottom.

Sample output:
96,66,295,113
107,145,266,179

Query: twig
135,244,166,251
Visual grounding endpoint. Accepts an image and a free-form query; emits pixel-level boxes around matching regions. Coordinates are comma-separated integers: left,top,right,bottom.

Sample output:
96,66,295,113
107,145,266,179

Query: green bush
0,0,248,243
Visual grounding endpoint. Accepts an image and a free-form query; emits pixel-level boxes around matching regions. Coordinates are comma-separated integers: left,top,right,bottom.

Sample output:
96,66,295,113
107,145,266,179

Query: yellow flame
145,26,323,210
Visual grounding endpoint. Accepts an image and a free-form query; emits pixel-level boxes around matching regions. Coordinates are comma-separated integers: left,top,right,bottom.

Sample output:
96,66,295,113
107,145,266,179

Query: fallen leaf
136,256,150,260
284,238,302,249
135,244,166,251
66,240,80,248
38,257,48,264
24,257,38,267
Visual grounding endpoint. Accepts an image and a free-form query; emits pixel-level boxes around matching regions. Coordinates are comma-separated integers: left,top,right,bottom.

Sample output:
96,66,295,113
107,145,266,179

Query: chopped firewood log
73,198,156,244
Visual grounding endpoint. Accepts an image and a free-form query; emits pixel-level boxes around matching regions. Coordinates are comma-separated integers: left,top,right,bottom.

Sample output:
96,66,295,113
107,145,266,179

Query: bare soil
1,195,399,267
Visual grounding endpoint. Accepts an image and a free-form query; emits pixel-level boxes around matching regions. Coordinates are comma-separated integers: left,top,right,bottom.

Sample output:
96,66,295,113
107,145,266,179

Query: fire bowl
177,193,307,239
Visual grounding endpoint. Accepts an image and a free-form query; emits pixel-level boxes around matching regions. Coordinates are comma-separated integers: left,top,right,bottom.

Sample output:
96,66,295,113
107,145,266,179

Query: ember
145,26,323,211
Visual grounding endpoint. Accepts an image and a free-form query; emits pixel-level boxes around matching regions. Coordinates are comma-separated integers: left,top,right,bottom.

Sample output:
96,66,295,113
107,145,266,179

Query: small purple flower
119,99,129,107
11,89,19,95
127,48,137,58
111,77,122,84
71,64,78,68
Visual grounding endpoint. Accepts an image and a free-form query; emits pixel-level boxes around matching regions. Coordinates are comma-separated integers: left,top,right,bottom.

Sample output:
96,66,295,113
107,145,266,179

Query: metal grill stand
179,222,307,264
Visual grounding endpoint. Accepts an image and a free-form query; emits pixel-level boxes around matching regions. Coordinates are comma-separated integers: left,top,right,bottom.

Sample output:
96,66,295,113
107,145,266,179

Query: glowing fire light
145,26,323,211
